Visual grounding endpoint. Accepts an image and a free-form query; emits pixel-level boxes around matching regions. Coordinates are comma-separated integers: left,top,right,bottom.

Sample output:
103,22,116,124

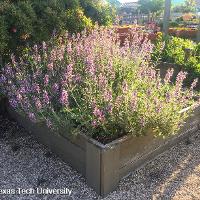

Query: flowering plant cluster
0,27,198,142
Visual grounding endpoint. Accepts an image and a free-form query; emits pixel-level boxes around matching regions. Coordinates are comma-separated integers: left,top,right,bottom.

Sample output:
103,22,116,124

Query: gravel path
0,115,200,200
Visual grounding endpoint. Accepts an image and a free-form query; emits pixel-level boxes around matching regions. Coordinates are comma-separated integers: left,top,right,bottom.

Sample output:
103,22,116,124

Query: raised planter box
156,61,183,79
0,95,7,115
156,61,200,89
115,27,158,45
169,28,198,40
2,101,200,197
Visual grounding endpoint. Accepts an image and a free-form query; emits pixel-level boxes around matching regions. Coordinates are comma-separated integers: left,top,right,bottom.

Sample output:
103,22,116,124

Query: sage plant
0,27,198,141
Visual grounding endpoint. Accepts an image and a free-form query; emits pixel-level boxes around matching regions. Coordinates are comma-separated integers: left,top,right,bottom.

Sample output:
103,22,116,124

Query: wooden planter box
0,95,7,115
156,62,183,80
115,27,158,46
169,28,197,40
2,100,200,197
156,61,200,90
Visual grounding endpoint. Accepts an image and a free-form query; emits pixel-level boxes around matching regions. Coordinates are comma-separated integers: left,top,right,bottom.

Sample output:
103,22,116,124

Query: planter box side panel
100,146,120,196
0,97,7,115
119,106,200,179
86,142,101,195
86,142,120,197
157,62,183,81
7,106,86,176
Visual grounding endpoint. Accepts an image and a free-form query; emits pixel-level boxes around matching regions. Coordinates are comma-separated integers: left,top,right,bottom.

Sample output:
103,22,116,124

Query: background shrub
153,35,200,87
0,0,115,65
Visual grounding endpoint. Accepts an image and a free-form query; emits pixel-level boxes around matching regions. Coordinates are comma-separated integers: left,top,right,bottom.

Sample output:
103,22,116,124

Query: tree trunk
197,16,200,42
196,0,200,42
163,0,171,36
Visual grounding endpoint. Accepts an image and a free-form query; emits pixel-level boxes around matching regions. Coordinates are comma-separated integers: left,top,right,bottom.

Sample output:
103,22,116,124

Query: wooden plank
86,141,101,194
100,145,120,197
119,107,200,178
119,131,163,169
119,120,199,178
59,129,87,151
0,96,7,115
7,106,86,175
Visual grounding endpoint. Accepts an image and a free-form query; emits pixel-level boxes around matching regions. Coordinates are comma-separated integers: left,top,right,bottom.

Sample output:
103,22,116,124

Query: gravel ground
0,115,200,200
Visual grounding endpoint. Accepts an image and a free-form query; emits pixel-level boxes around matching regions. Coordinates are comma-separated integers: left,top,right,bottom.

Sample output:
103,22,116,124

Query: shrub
0,28,197,142
161,37,195,65
153,35,200,86
65,8,93,34
80,0,115,26
0,16,9,56
1,1,37,60
0,0,115,65
169,21,180,28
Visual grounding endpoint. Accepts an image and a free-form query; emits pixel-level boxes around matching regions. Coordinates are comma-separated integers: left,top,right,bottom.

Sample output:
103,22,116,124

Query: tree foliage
138,0,164,15
173,0,197,13
0,0,116,62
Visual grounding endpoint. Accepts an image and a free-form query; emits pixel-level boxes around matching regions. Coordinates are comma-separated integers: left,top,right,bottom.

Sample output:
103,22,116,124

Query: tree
163,0,171,35
138,0,164,20
107,0,121,8
79,0,116,25
173,0,196,13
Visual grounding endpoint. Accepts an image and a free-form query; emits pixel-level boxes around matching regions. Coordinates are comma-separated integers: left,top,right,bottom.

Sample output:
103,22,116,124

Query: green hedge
0,0,115,64
153,35,200,87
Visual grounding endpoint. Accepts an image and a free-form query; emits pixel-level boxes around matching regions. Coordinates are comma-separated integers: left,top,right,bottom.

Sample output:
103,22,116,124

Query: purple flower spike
44,75,49,85
60,89,69,106
32,84,40,94
0,74,6,84
46,118,52,128
190,78,198,90
9,98,18,108
131,92,137,111
122,81,128,93
164,68,174,83
52,83,59,93
47,63,54,70
140,117,145,127
103,90,112,102
91,120,97,127
28,112,36,122
35,99,42,110
66,64,73,81
93,107,105,122
43,90,50,105
176,71,187,86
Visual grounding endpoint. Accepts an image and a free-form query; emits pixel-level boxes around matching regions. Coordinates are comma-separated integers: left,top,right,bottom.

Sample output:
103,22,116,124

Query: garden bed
168,28,198,40
1,98,200,196
157,62,184,80
115,26,158,45
156,61,200,90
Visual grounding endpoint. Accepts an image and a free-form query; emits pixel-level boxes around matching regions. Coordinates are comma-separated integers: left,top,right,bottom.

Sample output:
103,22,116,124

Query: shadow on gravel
113,133,200,200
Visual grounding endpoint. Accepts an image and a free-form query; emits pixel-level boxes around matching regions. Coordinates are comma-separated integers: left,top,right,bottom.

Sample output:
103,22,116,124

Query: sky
119,0,137,2
119,0,185,4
